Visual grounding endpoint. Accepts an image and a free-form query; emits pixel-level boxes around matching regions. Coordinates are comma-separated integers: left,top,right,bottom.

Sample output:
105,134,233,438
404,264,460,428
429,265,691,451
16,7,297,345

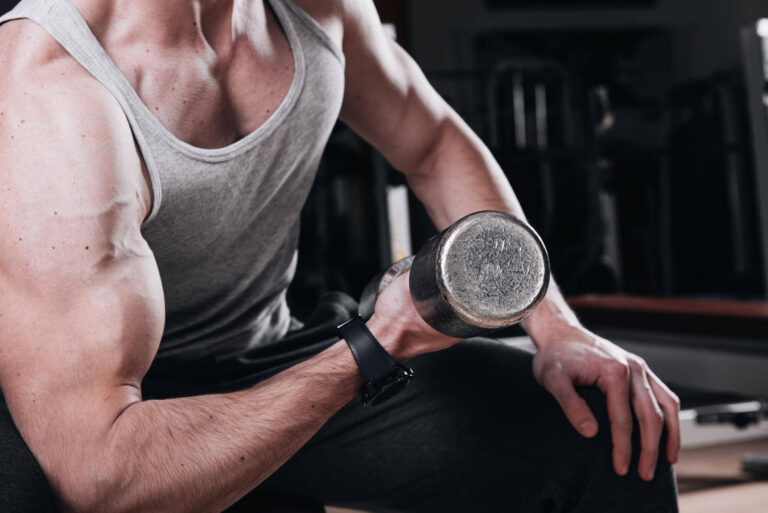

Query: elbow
56,484,113,513
53,464,130,513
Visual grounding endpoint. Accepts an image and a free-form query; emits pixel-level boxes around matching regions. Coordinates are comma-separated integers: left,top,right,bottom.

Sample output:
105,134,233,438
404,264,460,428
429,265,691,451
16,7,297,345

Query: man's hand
531,324,681,481
367,272,462,362
372,269,682,483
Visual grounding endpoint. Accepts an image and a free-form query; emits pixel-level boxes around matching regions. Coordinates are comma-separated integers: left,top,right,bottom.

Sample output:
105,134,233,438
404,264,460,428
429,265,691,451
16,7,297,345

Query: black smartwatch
337,316,414,407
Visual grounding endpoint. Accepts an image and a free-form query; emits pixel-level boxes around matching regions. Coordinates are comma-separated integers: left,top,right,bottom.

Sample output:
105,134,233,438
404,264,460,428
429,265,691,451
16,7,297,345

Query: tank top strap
1,0,166,222
2,0,146,123
0,0,48,26
278,0,345,66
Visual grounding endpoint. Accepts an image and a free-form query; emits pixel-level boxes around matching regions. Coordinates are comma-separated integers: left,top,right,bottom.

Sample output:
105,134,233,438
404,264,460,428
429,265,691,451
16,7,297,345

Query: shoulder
0,19,149,228
288,0,383,46
0,17,86,88
0,18,129,148
0,21,151,282
0,17,137,130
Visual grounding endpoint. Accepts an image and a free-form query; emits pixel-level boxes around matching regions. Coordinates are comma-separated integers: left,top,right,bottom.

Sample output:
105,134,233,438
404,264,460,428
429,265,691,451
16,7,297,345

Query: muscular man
0,0,680,511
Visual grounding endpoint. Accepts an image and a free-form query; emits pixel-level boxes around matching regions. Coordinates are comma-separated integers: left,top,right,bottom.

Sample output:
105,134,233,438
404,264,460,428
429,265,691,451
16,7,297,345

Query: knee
565,386,678,510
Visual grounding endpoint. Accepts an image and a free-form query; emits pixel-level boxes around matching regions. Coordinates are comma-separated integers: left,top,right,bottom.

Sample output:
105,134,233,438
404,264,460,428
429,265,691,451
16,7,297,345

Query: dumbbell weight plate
410,211,550,338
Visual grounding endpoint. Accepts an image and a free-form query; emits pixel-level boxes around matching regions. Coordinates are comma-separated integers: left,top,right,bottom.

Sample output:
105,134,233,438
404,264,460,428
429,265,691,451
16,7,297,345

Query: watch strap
337,316,397,384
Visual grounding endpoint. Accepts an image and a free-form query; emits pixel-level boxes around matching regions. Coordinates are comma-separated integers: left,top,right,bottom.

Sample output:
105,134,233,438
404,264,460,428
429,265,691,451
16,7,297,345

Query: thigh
255,339,677,513
0,393,56,513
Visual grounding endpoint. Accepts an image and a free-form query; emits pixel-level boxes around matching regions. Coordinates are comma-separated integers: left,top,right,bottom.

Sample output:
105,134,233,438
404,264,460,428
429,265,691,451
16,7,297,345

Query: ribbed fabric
0,0,345,361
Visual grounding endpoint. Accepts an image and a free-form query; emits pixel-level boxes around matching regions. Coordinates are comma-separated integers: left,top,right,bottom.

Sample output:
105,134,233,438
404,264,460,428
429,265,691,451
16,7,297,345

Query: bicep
338,0,452,173
0,78,164,481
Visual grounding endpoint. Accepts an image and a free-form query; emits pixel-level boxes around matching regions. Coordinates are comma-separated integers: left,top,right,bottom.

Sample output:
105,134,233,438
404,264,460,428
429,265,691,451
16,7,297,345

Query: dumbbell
359,210,550,338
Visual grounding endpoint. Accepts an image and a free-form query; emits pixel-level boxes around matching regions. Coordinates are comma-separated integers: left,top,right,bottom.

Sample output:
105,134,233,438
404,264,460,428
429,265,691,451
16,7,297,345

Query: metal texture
360,211,550,338
358,256,415,320
410,211,550,337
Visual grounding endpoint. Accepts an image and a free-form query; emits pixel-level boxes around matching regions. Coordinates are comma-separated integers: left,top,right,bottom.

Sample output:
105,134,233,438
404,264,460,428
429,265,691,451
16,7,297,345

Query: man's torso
0,0,347,360
0,0,344,218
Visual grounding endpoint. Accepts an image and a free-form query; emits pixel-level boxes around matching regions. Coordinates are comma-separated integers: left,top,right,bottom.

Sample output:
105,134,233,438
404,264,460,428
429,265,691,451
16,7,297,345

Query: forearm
65,341,361,513
405,113,526,231
403,115,583,344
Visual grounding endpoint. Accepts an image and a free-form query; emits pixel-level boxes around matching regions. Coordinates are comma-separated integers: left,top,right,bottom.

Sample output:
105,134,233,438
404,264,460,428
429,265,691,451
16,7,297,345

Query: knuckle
643,436,660,451
643,445,660,458
541,362,564,383
628,357,647,374
612,415,634,429
605,360,630,381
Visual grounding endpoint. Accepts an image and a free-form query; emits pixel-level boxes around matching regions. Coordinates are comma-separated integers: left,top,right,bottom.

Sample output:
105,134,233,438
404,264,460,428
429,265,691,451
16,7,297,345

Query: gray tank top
0,0,345,362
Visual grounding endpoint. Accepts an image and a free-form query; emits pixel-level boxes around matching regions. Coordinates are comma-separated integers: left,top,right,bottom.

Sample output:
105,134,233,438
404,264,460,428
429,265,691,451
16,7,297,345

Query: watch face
362,366,414,407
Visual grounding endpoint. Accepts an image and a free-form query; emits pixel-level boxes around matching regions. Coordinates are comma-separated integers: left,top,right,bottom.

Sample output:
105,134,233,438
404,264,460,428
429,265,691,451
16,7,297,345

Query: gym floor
677,438,768,513
325,438,768,513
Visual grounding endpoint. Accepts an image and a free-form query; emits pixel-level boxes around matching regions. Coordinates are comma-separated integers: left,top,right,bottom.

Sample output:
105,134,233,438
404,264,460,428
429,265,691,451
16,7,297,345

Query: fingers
649,372,682,464
596,363,633,477
533,338,680,482
628,360,664,481
539,363,599,438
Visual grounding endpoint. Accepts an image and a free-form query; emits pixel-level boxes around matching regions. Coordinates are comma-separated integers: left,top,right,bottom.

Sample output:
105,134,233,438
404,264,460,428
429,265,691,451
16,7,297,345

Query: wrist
365,313,412,362
522,296,583,349
338,316,415,407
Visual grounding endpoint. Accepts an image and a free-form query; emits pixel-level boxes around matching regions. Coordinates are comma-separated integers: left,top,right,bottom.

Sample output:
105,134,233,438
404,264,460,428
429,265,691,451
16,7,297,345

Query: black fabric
145,292,679,513
256,344,678,513
0,292,679,512
0,394,56,513
338,316,399,383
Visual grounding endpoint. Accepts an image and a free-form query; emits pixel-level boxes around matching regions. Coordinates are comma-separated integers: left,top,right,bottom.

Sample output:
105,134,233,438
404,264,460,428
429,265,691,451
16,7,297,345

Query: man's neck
73,0,244,51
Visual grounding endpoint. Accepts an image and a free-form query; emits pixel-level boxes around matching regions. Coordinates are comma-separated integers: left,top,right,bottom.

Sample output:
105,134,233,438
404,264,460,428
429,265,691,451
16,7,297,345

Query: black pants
0,293,678,512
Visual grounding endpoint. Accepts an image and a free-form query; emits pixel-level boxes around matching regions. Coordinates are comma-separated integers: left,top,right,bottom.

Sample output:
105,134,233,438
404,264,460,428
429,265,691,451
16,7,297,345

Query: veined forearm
404,115,526,230
403,115,583,343
61,341,360,513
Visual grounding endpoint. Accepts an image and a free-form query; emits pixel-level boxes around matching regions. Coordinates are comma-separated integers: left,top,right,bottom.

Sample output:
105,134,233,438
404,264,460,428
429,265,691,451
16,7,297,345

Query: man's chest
108,0,344,151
